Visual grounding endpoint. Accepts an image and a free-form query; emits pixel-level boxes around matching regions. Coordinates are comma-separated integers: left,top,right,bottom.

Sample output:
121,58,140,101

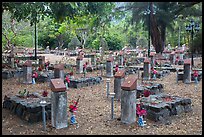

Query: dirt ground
2,54,202,135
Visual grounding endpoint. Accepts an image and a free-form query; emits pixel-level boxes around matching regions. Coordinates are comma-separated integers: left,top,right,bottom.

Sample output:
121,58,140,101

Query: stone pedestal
76,56,83,74
183,59,191,84
54,64,64,79
106,57,114,77
50,79,68,129
121,76,137,124
143,58,151,80
114,69,126,101
23,60,32,84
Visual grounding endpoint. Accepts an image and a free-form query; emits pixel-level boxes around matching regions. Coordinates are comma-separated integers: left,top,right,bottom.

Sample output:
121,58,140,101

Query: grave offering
3,91,51,123
106,56,114,77
22,60,32,84
50,79,68,129
114,69,126,101
136,82,164,98
121,76,137,124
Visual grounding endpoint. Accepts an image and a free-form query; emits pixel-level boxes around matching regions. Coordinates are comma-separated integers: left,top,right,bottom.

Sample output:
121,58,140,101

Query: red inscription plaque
114,69,126,78
50,79,66,92
121,75,137,91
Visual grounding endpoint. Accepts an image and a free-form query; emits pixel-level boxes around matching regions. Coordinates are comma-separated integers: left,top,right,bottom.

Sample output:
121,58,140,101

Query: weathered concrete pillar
54,64,64,79
143,58,151,80
114,69,126,101
76,56,83,74
170,51,176,64
23,60,32,84
121,76,137,124
149,52,155,68
90,54,96,66
39,56,45,69
50,79,68,129
183,59,191,84
118,51,124,66
106,57,114,78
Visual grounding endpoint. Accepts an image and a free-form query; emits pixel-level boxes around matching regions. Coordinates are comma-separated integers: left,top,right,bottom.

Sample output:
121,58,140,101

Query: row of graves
3,47,202,131
103,50,202,126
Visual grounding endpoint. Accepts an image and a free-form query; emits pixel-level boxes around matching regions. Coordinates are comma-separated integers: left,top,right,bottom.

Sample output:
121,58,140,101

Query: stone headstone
114,69,126,101
121,75,137,124
50,79,68,129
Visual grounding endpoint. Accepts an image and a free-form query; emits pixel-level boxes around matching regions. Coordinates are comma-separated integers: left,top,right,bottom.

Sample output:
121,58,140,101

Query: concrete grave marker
170,51,176,64
54,64,64,79
50,79,68,129
39,56,45,69
118,51,124,66
114,69,126,101
121,76,137,124
183,59,191,84
76,56,83,74
22,60,32,84
143,58,151,80
106,56,114,77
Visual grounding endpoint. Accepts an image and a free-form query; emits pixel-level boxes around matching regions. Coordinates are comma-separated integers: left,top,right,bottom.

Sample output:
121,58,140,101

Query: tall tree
121,2,201,53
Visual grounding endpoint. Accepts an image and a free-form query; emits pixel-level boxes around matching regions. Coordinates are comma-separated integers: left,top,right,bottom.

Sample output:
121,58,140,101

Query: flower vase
65,82,68,90
32,78,36,84
70,112,77,124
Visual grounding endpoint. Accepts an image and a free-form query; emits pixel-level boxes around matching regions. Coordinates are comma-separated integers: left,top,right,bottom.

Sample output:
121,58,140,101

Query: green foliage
104,33,123,51
14,35,33,47
191,31,202,53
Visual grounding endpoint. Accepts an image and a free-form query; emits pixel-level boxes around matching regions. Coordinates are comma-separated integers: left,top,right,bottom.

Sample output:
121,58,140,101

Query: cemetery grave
2,53,202,135
3,91,51,123
137,93,192,123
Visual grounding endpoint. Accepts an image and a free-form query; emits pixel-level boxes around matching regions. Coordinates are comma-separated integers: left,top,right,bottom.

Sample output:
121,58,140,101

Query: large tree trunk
150,2,164,54
160,24,166,49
